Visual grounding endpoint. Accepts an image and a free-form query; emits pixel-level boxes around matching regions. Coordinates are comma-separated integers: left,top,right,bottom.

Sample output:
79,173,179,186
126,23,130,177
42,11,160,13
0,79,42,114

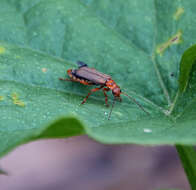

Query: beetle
59,61,149,119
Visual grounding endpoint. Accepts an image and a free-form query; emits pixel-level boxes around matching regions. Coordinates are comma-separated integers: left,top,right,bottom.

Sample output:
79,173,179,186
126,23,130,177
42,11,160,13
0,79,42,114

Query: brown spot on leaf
173,7,184,20
11,93,25,107
0,46,5,54
42,68,47,73
156,30,182,56
0,96,4,101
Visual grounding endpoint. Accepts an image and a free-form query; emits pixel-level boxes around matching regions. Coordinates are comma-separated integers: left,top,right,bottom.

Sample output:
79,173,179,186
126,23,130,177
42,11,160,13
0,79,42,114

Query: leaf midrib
1,78,162,113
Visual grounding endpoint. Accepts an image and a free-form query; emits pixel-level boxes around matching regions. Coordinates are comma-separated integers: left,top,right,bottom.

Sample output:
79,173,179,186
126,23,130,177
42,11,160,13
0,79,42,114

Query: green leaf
1,0,196,156
176,145,196,190
176,44,196,190
178,44,196,93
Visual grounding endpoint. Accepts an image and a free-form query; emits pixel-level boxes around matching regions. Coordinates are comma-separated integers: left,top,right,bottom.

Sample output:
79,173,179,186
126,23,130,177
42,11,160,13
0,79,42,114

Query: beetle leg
81,86,103,105
59,77,92,85
103,88,110,107
59,78,73,82
78,80,93,86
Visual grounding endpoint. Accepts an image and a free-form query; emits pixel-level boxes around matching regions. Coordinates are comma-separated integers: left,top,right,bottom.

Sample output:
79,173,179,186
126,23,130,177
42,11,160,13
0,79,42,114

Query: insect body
59,61,149,119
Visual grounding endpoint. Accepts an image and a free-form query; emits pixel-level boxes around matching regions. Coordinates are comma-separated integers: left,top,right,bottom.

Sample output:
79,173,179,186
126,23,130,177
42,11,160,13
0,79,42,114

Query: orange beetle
60,61,149,119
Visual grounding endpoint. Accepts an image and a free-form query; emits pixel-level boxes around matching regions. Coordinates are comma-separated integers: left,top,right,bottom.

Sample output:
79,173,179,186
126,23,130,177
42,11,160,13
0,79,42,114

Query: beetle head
112,87,122,100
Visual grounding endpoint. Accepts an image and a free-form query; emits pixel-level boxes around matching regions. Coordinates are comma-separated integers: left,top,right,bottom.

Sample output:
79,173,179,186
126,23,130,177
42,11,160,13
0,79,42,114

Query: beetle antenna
121,92,150,115
108,98,116,120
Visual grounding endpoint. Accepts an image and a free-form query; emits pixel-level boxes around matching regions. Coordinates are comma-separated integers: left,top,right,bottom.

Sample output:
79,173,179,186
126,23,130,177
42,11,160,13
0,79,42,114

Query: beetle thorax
106,80,121,97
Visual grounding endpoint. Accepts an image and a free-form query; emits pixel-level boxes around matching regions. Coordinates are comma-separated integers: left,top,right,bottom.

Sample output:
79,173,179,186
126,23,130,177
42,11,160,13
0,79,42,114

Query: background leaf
176,145,196,190
1,0,196,157
178,44,196,93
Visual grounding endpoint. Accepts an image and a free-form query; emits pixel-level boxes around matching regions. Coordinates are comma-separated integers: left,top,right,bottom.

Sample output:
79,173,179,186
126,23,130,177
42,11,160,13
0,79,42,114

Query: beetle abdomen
74,66,111,85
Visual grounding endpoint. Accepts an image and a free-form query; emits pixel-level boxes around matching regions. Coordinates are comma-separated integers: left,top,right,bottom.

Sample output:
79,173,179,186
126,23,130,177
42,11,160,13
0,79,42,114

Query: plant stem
176,145,196,190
